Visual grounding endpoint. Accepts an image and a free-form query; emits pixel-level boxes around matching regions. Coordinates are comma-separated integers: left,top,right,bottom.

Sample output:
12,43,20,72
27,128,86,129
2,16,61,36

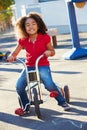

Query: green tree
0,0,15,10
0,0,15,30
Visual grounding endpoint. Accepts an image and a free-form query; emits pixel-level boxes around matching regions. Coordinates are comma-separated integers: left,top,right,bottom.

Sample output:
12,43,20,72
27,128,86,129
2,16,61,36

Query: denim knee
44,81,57,91
16,79,27,94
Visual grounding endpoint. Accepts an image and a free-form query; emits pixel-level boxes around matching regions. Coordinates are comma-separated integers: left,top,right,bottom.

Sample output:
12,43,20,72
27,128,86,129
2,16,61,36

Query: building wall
14,0,87,33
14,0,37,18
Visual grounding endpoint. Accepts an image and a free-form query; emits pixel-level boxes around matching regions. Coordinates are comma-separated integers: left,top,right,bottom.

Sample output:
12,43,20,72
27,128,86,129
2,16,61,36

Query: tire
64,85,70,103
33,88,41,119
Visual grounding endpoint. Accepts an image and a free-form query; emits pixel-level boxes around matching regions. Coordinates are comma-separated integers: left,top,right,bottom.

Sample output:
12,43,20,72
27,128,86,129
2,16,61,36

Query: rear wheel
33,88,41,119
64,85,70,103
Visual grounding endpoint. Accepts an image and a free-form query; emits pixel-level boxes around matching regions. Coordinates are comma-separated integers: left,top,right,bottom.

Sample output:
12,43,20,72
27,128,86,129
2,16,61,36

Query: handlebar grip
6,57,16,62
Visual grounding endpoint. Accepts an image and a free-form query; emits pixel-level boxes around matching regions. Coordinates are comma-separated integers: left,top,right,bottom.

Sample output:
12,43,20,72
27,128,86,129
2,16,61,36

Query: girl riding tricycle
7,12,71,118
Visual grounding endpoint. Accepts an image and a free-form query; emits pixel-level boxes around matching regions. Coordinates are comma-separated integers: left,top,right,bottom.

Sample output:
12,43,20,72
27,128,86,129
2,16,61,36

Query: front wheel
33,88,41,119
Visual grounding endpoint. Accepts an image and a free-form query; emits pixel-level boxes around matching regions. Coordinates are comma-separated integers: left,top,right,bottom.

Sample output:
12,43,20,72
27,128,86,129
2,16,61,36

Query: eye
32,22,37,25
25,24,30,27
33,23,36,25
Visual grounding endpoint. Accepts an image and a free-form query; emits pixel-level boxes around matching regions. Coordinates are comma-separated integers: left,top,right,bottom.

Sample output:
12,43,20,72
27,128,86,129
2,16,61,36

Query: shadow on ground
0,107,87,130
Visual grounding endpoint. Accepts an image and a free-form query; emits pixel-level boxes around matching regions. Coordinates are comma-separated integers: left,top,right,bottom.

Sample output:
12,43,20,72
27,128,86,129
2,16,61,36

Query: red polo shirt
18,33,51,67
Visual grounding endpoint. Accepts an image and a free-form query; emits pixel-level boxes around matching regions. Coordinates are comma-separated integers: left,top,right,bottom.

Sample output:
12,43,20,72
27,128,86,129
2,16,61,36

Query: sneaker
24,104,30,112
15,108,24,116
15,105,30,116
62,103,71,111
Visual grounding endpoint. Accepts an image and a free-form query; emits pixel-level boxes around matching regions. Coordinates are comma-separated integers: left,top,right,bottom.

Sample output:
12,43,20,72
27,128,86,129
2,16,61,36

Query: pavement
0,28,87,130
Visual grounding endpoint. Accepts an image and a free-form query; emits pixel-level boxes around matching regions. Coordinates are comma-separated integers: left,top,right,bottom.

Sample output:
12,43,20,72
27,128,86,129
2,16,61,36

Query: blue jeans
16,66,66,110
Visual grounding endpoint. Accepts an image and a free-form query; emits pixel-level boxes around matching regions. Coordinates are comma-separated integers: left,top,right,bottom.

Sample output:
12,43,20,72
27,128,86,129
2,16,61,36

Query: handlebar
35,54,44,69
17,54,45,69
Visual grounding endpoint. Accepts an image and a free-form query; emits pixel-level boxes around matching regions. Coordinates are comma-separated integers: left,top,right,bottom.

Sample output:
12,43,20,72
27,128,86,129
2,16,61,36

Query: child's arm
44,42,55,57
7,44,23,62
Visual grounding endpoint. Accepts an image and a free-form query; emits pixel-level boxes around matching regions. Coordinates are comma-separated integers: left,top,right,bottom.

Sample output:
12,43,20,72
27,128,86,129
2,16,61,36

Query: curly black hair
15,12,48,39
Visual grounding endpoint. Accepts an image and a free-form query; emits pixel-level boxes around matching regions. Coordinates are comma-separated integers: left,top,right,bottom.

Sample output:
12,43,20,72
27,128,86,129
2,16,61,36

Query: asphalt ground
0,28,87,130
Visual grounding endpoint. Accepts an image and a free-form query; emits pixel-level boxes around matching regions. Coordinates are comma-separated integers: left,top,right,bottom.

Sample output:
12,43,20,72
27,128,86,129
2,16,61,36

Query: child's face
25,18,38,35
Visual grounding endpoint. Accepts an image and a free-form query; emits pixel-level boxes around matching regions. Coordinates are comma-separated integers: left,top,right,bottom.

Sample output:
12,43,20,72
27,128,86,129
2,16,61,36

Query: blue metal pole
63,0,87,60
67,2,80,48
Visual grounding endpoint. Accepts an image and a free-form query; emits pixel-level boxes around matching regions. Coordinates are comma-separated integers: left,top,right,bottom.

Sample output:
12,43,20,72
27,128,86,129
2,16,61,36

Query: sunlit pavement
0,28,87,130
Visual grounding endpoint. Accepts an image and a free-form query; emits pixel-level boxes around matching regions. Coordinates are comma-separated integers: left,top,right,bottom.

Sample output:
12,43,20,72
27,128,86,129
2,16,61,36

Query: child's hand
44,50,52,57
7,55,16,62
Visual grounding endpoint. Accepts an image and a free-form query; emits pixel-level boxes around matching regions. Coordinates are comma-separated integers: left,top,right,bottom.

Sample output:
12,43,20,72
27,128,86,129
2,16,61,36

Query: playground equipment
75,1,86,8
0,51,11,61
63,0,87,60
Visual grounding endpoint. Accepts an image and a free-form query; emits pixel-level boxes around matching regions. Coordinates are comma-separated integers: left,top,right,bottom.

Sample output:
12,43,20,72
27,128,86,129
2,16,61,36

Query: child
7,12,71,115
